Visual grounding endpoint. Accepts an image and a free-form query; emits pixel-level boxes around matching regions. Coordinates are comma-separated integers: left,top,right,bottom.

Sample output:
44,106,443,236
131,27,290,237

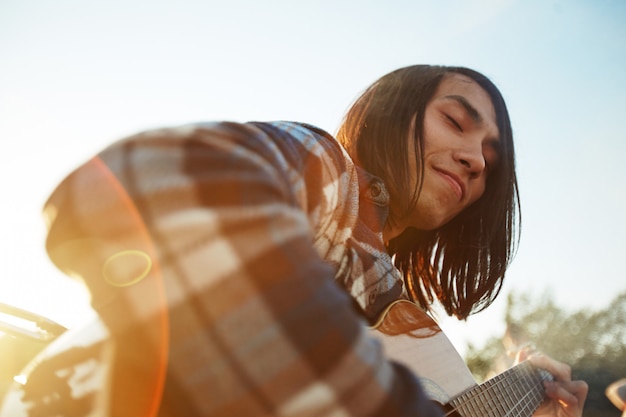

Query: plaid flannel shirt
44,121,443,416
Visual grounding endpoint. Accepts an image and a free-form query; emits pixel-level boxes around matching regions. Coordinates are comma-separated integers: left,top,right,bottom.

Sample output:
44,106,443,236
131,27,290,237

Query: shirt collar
356,166,389,236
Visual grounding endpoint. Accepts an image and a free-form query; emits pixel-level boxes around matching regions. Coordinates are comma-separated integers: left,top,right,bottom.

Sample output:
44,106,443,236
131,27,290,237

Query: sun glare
0,264,96,330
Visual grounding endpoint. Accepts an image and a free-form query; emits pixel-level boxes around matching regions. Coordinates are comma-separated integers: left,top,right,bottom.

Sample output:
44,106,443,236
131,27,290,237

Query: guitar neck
447,361,553,417
369,300,553,416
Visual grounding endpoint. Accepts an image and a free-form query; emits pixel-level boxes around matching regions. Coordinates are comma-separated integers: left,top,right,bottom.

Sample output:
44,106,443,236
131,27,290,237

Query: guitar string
447,369,545,417
374,304,550,417
445,381,545,417
445,372,545,417
502,385,547,417
443,363,548,417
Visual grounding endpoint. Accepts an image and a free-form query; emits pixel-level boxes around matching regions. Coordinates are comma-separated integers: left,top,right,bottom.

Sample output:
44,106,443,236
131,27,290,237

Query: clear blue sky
1,0,625,354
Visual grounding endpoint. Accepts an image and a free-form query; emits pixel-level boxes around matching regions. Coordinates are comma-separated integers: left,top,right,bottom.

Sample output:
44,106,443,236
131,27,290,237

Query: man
43,65,587,416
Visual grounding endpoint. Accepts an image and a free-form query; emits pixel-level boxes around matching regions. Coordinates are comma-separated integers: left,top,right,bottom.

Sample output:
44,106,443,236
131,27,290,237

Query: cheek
422,119,448,153
470,180,487,205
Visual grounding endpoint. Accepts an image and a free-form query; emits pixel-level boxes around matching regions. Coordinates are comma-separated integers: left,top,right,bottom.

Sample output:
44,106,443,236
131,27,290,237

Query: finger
515,344,534,362
528,352,572,382
544,380,589,408
568,380,589,407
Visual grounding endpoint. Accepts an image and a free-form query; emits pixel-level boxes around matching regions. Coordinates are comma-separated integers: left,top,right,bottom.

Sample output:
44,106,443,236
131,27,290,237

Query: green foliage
465,290,626,417
465,336,504,382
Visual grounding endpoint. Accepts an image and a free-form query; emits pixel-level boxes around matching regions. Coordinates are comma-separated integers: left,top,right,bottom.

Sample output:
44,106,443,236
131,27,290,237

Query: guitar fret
370,301,555,417
455,392,472,416
485,379,503,417
500,388,511,413
494,388,506,416
493,372,515,417
449,361,552,417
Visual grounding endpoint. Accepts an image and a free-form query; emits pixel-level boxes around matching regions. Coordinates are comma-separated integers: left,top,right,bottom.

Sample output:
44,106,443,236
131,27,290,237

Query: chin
421,214,457,231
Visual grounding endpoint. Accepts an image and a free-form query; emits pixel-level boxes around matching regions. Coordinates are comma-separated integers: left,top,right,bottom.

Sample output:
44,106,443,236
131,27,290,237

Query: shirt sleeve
43,121,444,417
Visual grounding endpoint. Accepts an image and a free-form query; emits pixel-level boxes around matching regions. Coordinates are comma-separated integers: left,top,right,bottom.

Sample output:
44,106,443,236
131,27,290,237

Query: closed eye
445,114,463,132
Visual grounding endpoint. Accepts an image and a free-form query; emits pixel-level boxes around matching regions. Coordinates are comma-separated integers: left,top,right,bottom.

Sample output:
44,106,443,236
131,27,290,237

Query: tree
465,290,626,417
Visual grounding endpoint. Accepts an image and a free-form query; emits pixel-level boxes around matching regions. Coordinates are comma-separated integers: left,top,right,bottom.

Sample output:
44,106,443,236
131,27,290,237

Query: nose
454,144,486,179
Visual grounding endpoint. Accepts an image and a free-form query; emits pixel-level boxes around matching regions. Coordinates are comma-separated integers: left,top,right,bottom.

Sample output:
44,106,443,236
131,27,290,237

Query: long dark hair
336,65,519,319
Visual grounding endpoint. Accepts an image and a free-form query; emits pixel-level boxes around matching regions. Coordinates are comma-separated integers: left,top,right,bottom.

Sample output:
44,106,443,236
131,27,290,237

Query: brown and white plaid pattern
44,121,442,416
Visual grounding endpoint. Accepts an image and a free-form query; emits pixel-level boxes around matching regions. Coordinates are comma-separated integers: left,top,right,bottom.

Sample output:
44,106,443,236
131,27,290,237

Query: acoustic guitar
370,299,553,417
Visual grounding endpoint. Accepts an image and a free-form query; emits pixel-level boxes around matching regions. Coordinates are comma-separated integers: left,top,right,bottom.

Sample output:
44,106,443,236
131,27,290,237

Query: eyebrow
443,94,483,125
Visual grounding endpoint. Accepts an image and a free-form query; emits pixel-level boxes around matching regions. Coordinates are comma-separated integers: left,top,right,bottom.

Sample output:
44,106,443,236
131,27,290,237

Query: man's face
397,73,501,234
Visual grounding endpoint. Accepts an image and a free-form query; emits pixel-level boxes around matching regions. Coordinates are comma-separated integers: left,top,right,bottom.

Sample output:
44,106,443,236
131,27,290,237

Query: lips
435,168,465,200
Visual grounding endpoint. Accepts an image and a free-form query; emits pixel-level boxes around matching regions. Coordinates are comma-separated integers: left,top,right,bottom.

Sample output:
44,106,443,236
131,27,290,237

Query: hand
516,349,588,417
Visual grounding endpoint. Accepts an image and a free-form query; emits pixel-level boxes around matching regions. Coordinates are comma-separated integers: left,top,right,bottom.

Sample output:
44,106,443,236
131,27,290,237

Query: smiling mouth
436,169,464,200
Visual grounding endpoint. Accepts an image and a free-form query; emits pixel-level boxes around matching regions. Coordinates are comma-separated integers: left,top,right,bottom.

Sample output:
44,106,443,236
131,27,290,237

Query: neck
383,222,404,243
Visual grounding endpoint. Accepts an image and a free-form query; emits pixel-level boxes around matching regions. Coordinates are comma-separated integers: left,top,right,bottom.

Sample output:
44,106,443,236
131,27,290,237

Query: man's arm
44,122,444,416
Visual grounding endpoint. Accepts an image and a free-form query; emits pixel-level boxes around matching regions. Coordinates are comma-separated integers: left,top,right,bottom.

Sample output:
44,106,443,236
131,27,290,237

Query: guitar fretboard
447,361,553,417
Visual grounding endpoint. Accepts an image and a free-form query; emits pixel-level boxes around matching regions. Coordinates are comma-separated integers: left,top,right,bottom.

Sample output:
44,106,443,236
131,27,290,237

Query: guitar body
370,300,552,417
369,299,475,403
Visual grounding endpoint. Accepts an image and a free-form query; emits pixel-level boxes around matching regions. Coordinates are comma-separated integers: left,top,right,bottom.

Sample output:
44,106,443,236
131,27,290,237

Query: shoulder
247,121,349,164
242,121,356,192
125,120,350,171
